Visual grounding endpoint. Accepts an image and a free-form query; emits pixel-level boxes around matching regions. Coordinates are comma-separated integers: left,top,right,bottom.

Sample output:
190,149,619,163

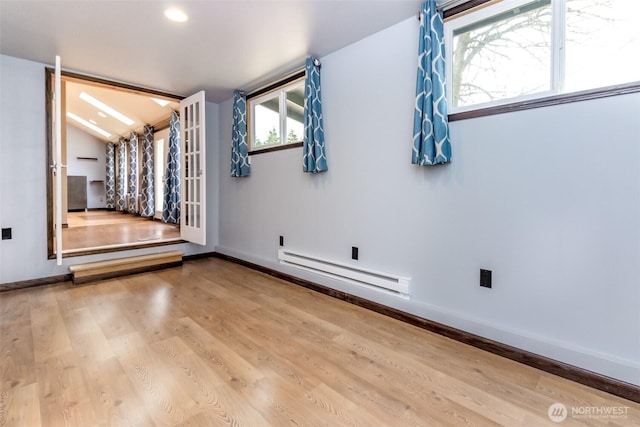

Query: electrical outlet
2,228,12,240
480,269,492,288
352,246,359,260
279,235,284,247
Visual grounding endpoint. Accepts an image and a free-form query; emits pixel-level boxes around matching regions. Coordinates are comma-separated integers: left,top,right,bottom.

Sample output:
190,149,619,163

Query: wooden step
69,250,183,285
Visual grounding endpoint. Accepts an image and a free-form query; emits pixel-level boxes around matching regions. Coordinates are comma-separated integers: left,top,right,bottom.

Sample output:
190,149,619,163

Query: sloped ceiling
0,0,424,103
64,78,180,143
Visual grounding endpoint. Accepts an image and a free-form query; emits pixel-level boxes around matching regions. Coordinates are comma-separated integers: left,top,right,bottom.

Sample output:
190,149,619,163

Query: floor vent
278,249,410,295
69,250,183,285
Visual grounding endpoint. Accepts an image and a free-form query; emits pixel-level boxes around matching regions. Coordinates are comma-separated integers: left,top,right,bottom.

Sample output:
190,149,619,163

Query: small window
445,0,640,113
249,76,305,152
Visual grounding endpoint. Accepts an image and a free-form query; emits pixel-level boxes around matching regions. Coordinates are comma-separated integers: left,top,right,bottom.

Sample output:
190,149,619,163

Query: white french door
180,91,206,245
53,55,63,265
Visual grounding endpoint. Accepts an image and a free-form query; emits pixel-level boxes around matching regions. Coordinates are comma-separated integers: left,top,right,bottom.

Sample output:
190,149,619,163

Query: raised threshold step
69,250,183,285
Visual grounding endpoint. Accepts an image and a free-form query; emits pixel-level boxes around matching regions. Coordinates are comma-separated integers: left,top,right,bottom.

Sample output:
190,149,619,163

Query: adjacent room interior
49,74,183,255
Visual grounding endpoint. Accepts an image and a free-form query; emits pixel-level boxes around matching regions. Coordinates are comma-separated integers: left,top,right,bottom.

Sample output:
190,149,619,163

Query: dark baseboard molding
212,252,640,404
0,273,72,292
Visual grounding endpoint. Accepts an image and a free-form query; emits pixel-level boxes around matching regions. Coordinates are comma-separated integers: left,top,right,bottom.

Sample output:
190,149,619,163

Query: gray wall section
216,18,640,385
66,124,107,209
0,54,219,284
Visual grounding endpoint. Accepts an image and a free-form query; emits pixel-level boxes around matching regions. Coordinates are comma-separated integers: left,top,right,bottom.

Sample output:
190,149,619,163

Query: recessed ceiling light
67,112,112,138
164,7,188,22
151,97,171,107
98,112,107,118
79,91,135,126
89,119,97,124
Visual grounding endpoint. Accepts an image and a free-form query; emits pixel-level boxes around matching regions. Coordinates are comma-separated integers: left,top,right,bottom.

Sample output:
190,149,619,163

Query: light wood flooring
60,210,181,252
1,258,638,426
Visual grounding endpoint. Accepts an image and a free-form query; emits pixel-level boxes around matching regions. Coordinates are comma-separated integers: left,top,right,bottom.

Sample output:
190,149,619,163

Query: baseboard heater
278,249,410,295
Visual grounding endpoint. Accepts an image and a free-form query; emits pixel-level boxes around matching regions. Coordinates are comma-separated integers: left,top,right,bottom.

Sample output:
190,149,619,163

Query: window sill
249,142,303,156
449,81,640,122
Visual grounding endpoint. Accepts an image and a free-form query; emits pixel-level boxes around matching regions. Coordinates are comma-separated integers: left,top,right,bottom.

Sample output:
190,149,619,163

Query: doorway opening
46,69,185,258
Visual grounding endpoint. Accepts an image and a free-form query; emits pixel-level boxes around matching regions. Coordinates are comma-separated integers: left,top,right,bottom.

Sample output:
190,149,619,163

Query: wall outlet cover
2,228,12,240
480,269,492,288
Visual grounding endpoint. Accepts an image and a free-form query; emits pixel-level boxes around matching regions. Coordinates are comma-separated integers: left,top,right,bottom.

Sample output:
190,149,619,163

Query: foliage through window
249,77,304,152
445,0,640,112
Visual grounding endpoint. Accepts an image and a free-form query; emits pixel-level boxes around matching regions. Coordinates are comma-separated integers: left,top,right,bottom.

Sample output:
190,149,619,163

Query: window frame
444,0,640,121
247,71,305,155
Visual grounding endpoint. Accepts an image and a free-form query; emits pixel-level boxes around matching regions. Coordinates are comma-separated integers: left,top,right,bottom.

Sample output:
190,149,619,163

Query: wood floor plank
152,335,271,425
0,382,41,427
35,352,100,427
82,356,157,427
108,332,194,426
1,257,639,426
30,302,73,363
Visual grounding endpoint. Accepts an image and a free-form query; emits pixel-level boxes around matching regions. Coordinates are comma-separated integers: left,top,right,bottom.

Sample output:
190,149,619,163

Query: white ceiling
65,78,180,143
0,0,424,103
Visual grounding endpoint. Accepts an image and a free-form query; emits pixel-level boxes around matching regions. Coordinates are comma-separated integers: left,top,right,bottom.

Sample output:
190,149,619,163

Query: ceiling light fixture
164,7,188,22
79,91,135,126
98,112,107,118
67,112,112,138
151,97,171,107
89,119,97,124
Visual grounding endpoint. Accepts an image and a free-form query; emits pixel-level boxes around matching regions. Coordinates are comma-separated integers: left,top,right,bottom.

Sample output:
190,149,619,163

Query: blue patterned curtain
231,90,250,177
127,133,139,214
116,138,126,212
303,57,328,173
139,125,155,217
412,0,452,166
105,142,115,209
162,111,180,223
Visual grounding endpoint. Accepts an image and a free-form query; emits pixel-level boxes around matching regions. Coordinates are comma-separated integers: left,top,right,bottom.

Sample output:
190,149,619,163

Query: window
445,0,640,113
249,76,305,152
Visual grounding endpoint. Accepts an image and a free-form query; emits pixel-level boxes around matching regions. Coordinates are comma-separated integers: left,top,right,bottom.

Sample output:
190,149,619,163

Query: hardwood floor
60,210,181,252
1,258,638,426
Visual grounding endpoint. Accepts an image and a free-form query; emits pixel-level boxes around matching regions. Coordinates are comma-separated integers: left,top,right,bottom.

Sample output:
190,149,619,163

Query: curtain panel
116,138,127,212
412,0,452,166
231,90,250,177
303,56,328,173
105,142,116,209
162,111,181,224
127,133,139,214
139,125,155,217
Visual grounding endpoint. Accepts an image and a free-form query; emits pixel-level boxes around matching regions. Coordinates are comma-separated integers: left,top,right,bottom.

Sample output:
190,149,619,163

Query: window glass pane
565,0,640,92
253,94,281,148
285,83,304,143
452,0,552,108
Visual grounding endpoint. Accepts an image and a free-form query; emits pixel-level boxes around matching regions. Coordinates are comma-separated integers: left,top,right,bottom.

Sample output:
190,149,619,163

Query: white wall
217,18,640,385
0,54,220,284
66,124,107,209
